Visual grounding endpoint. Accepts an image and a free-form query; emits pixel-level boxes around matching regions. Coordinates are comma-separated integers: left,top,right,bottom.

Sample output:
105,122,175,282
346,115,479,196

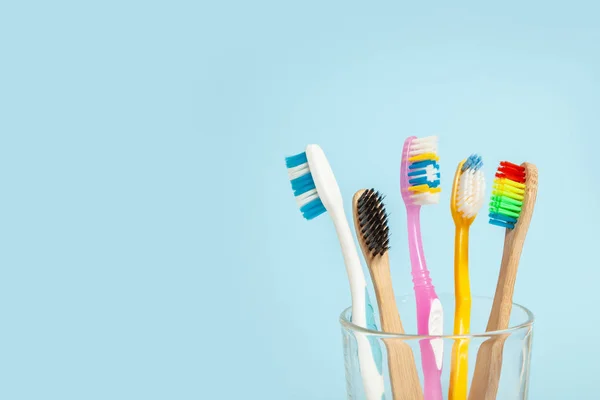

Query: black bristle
357,188,390,257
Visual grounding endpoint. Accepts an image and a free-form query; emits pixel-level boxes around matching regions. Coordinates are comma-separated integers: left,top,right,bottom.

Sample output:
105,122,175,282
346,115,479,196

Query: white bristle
411,192,440,205
424,164,438,181
456,169,485,218
295,188,319,208
287,162,310,180
408,136,438,156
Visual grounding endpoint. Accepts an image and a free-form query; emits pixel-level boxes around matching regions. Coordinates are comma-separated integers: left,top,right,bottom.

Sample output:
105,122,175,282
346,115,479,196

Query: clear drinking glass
340,293,534,400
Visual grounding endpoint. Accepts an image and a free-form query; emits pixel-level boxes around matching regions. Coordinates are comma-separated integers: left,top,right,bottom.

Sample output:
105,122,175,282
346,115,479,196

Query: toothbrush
353,189,423,400
399,135,443,400
449,155,485,400
285,145,385,400
468,162,538,400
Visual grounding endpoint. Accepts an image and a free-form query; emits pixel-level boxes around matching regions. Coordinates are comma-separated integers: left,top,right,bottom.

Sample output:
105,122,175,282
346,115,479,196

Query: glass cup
339,293,534,400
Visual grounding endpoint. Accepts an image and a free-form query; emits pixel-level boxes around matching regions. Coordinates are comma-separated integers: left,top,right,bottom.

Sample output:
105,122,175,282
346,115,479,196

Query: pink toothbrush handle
407,207,443,400
419,323,443,400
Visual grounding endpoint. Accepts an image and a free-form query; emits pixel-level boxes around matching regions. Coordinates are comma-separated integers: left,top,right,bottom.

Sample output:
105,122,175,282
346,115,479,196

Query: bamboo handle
468,163,538,400
371,255,424,400
369,255,404,334
385,338,425,400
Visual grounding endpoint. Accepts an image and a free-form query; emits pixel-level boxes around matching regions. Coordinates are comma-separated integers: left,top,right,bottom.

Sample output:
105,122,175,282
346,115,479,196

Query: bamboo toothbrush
285,145,385,400
400,135,443,400
449,155,485,400
468,162,538,400
353,189,423,400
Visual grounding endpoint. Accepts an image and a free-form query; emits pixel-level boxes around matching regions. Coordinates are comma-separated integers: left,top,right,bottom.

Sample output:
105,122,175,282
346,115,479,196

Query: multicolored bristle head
356,189,390,256
489,161,526,229
455,154,485,218
401,136,441,205
285,151,326,220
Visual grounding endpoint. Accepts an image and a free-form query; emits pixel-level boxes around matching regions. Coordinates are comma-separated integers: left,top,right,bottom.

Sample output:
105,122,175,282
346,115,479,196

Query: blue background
1,1,597,399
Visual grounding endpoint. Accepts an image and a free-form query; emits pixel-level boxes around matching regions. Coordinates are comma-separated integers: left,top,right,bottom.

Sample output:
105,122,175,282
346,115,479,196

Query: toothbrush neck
329,205,367,289
406,206,433,289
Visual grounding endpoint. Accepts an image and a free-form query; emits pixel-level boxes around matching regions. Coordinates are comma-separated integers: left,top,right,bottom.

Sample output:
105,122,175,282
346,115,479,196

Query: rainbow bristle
286,151,326,220
489,161,526,229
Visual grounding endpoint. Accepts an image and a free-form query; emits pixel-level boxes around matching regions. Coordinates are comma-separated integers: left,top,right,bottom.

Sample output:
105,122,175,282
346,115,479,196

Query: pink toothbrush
400,136,444,400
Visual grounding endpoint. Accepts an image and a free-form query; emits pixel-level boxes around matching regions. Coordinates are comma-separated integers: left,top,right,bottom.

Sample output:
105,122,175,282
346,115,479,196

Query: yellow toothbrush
449,155,485,400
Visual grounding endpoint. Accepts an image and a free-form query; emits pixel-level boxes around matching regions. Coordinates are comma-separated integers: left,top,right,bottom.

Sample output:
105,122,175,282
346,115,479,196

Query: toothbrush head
451,154,485,223
354,189,390,258
285,144,343,220
489,161,527,229
285,151,326,220
400,136,441,206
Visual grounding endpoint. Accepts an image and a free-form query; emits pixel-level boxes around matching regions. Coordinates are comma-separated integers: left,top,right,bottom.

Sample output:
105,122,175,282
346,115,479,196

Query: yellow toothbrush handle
449,225,471,400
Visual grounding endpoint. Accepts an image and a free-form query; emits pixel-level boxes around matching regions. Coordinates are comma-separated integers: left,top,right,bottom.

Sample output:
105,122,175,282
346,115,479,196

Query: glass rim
339,294,535,340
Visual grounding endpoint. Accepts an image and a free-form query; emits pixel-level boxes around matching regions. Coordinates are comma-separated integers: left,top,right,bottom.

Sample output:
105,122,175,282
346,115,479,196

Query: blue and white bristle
285,152,326,220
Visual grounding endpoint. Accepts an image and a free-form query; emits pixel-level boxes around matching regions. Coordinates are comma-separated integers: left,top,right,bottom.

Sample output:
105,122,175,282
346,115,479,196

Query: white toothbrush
286,144,385,400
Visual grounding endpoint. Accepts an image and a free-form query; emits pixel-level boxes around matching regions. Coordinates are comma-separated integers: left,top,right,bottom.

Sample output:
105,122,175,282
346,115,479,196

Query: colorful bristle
285,151,326,220
456,154,485,218
489,161,526,229
406,136,441,205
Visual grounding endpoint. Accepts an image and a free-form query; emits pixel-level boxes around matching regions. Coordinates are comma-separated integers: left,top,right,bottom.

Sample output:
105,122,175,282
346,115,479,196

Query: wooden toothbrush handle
468,232,521,400
370,255,404,334
370,255,423,400
486,229,522,331
384,338,424,400
467,333,508,400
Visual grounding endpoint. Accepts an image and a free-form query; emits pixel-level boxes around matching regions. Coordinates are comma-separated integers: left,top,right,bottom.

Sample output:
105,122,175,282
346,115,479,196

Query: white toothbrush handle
356,333,385,399
332,209,367,325
332,208,385,400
